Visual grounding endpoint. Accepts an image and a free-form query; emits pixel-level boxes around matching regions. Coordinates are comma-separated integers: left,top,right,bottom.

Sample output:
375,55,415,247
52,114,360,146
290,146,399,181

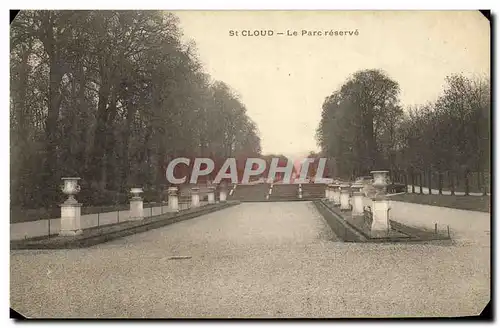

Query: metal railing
11,198,213,241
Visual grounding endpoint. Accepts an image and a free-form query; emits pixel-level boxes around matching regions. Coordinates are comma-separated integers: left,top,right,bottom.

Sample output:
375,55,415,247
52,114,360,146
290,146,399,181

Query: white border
2,1,497,327
1,1,498,10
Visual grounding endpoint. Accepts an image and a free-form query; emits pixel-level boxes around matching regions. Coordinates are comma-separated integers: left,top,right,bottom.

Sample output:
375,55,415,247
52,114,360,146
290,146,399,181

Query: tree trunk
411,169,415,193
477,171,481,193
104,85,118,190
438,171,443,195
120,104,136,190
13,41,32,145
423,170,427,193
464,168,470,196
11,39,32,206
427,168,432,195
40,12,64,201
449,171,455,195
90,64,111,187
419,172,424,194
44,56,64,198
482,171,487,196
77,64,90,180
404,171,408,191
67,73,79,176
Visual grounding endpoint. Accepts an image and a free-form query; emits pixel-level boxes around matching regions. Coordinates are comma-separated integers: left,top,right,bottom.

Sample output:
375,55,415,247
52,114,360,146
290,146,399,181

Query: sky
175,11,490,158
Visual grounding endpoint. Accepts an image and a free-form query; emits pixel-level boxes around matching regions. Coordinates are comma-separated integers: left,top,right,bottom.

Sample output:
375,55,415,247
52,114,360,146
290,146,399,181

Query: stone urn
130,187,144,199
351,182,364,194
61,177,81,204
371,170,389,197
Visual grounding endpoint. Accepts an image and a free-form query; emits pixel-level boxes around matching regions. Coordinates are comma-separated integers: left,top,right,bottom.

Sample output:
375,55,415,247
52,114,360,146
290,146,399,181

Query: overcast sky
175,11,489,158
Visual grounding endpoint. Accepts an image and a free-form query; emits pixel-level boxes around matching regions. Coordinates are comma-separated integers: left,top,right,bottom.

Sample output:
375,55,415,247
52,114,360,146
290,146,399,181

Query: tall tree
10,10,262,208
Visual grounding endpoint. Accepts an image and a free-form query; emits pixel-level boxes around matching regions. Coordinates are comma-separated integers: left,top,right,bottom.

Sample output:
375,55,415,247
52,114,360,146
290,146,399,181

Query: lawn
388,193,491,213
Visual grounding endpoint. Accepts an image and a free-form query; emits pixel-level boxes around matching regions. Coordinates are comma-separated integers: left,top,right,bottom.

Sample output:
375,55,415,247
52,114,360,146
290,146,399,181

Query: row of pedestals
141,185,227,214
59,177,227,237
58,175,391,238
325,182,391,238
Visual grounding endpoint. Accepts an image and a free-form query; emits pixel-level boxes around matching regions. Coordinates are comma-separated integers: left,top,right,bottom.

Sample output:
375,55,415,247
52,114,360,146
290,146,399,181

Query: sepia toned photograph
9,9,491,319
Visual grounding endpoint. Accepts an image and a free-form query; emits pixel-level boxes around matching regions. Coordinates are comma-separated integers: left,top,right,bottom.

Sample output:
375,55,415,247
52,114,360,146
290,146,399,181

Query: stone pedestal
130,197,144,220
340,185,350,211
369,170,391,237
168,187,179,212
219,188,227,202
351,192,364,216
333,184,341,206
59,177,83,236
371,197,390,238
129,188,144,220
350,183,364,216
208,186,216,204
59,202,83,236
325,186,330,199
327,184,335,202
191,187,200,208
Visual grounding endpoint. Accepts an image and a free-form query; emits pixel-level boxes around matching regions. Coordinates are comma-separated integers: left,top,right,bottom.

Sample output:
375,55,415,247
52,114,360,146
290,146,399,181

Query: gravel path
10,202,489,318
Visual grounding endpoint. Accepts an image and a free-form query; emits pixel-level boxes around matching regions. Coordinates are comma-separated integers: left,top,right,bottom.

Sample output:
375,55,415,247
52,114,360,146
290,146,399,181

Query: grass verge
389,193,490,213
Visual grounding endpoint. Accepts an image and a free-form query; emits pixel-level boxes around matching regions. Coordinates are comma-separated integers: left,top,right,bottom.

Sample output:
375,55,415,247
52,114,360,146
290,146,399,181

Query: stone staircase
301,183,327,199
270,184,299,201
228,183,270,201
225,183,327,202
177,183,235,202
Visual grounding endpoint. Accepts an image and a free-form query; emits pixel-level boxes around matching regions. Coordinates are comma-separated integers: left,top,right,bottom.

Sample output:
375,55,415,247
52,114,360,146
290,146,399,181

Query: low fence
391,170,490,195
10,199,209,241
403,185,489,197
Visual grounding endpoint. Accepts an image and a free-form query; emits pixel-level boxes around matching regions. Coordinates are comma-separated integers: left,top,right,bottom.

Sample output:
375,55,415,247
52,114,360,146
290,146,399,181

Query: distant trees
259,154,289,181
316,69,403,178
316,69,490,193
10,10,261,208
396,74,490,194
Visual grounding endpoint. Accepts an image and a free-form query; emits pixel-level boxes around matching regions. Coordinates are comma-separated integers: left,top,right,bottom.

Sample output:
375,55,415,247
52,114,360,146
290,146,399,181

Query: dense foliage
316,69,490,192
10,11,261,208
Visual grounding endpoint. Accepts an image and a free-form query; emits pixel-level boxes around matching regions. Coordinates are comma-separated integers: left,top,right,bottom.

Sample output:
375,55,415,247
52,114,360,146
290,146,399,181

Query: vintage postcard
9,10,491,319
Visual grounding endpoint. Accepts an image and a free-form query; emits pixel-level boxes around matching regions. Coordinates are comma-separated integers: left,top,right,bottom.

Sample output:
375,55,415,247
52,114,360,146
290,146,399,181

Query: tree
316,69,403,178
10,10,262,208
